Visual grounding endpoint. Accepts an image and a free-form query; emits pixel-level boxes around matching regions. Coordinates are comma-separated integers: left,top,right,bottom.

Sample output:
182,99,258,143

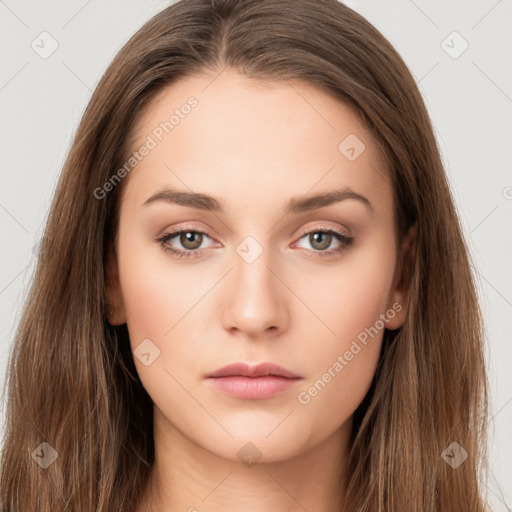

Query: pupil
311,232,331,250
181,232,202,249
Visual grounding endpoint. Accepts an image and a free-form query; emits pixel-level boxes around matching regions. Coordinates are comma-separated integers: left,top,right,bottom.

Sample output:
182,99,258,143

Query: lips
207,362,301,379
206,362,302,400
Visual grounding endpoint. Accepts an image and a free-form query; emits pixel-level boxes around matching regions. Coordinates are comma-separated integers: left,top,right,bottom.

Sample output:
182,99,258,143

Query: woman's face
106,69,408,464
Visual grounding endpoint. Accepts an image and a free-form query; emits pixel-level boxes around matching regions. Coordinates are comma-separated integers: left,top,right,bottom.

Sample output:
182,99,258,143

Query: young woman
0,0,490,510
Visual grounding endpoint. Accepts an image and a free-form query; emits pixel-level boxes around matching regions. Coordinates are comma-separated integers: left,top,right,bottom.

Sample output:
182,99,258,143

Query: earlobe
384,291,407,330
385,222,417,330
105,243,127,326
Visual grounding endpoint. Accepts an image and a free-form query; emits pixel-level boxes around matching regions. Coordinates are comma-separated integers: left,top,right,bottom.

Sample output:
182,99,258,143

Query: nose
220,241,289,338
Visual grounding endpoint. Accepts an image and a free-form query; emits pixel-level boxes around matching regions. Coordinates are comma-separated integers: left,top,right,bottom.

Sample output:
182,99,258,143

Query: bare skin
105,69,414,512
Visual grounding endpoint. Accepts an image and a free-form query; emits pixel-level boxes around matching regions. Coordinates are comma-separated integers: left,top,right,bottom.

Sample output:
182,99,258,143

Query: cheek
297,235,396,348
292,238,396,424
116,233,212,393
119,263,172,346
117,230,204,341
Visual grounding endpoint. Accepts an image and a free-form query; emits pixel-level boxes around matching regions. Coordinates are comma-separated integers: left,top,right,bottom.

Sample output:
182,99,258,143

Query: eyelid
160,223,217,242
294,222,352,242
156,221,354,259
159,221,351,243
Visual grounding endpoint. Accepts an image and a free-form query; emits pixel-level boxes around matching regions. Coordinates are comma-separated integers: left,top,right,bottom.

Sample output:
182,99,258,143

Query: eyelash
155,225,354,260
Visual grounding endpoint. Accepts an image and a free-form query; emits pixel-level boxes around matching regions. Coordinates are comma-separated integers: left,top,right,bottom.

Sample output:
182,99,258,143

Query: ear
385,222,417,330
105,242,127,326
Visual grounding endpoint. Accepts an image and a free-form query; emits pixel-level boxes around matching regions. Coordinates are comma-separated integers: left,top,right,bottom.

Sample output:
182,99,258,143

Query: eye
155,228,215,259
293,227,354,258
155,225,354,260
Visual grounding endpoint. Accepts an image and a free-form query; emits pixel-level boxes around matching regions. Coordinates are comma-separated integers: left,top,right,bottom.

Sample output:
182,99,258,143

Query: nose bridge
222,233,286,334
234,233,278,300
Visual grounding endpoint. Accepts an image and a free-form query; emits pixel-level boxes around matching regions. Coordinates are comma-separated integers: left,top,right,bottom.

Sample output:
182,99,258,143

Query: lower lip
207,376,302,399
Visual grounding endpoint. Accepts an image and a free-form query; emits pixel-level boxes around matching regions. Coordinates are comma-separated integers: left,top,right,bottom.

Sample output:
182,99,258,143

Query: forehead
121,69,391,214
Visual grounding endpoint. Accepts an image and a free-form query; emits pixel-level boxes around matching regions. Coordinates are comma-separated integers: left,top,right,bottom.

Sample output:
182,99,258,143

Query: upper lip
207,362,301,379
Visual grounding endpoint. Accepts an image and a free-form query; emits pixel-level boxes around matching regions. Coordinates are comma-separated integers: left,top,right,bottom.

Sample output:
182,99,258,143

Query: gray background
1,0,510,509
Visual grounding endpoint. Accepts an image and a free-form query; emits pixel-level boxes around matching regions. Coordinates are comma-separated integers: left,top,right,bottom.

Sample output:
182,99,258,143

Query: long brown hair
0,0,490,510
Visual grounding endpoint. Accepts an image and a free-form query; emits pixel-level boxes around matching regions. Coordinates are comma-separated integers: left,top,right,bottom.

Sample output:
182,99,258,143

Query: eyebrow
142,187,373,214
